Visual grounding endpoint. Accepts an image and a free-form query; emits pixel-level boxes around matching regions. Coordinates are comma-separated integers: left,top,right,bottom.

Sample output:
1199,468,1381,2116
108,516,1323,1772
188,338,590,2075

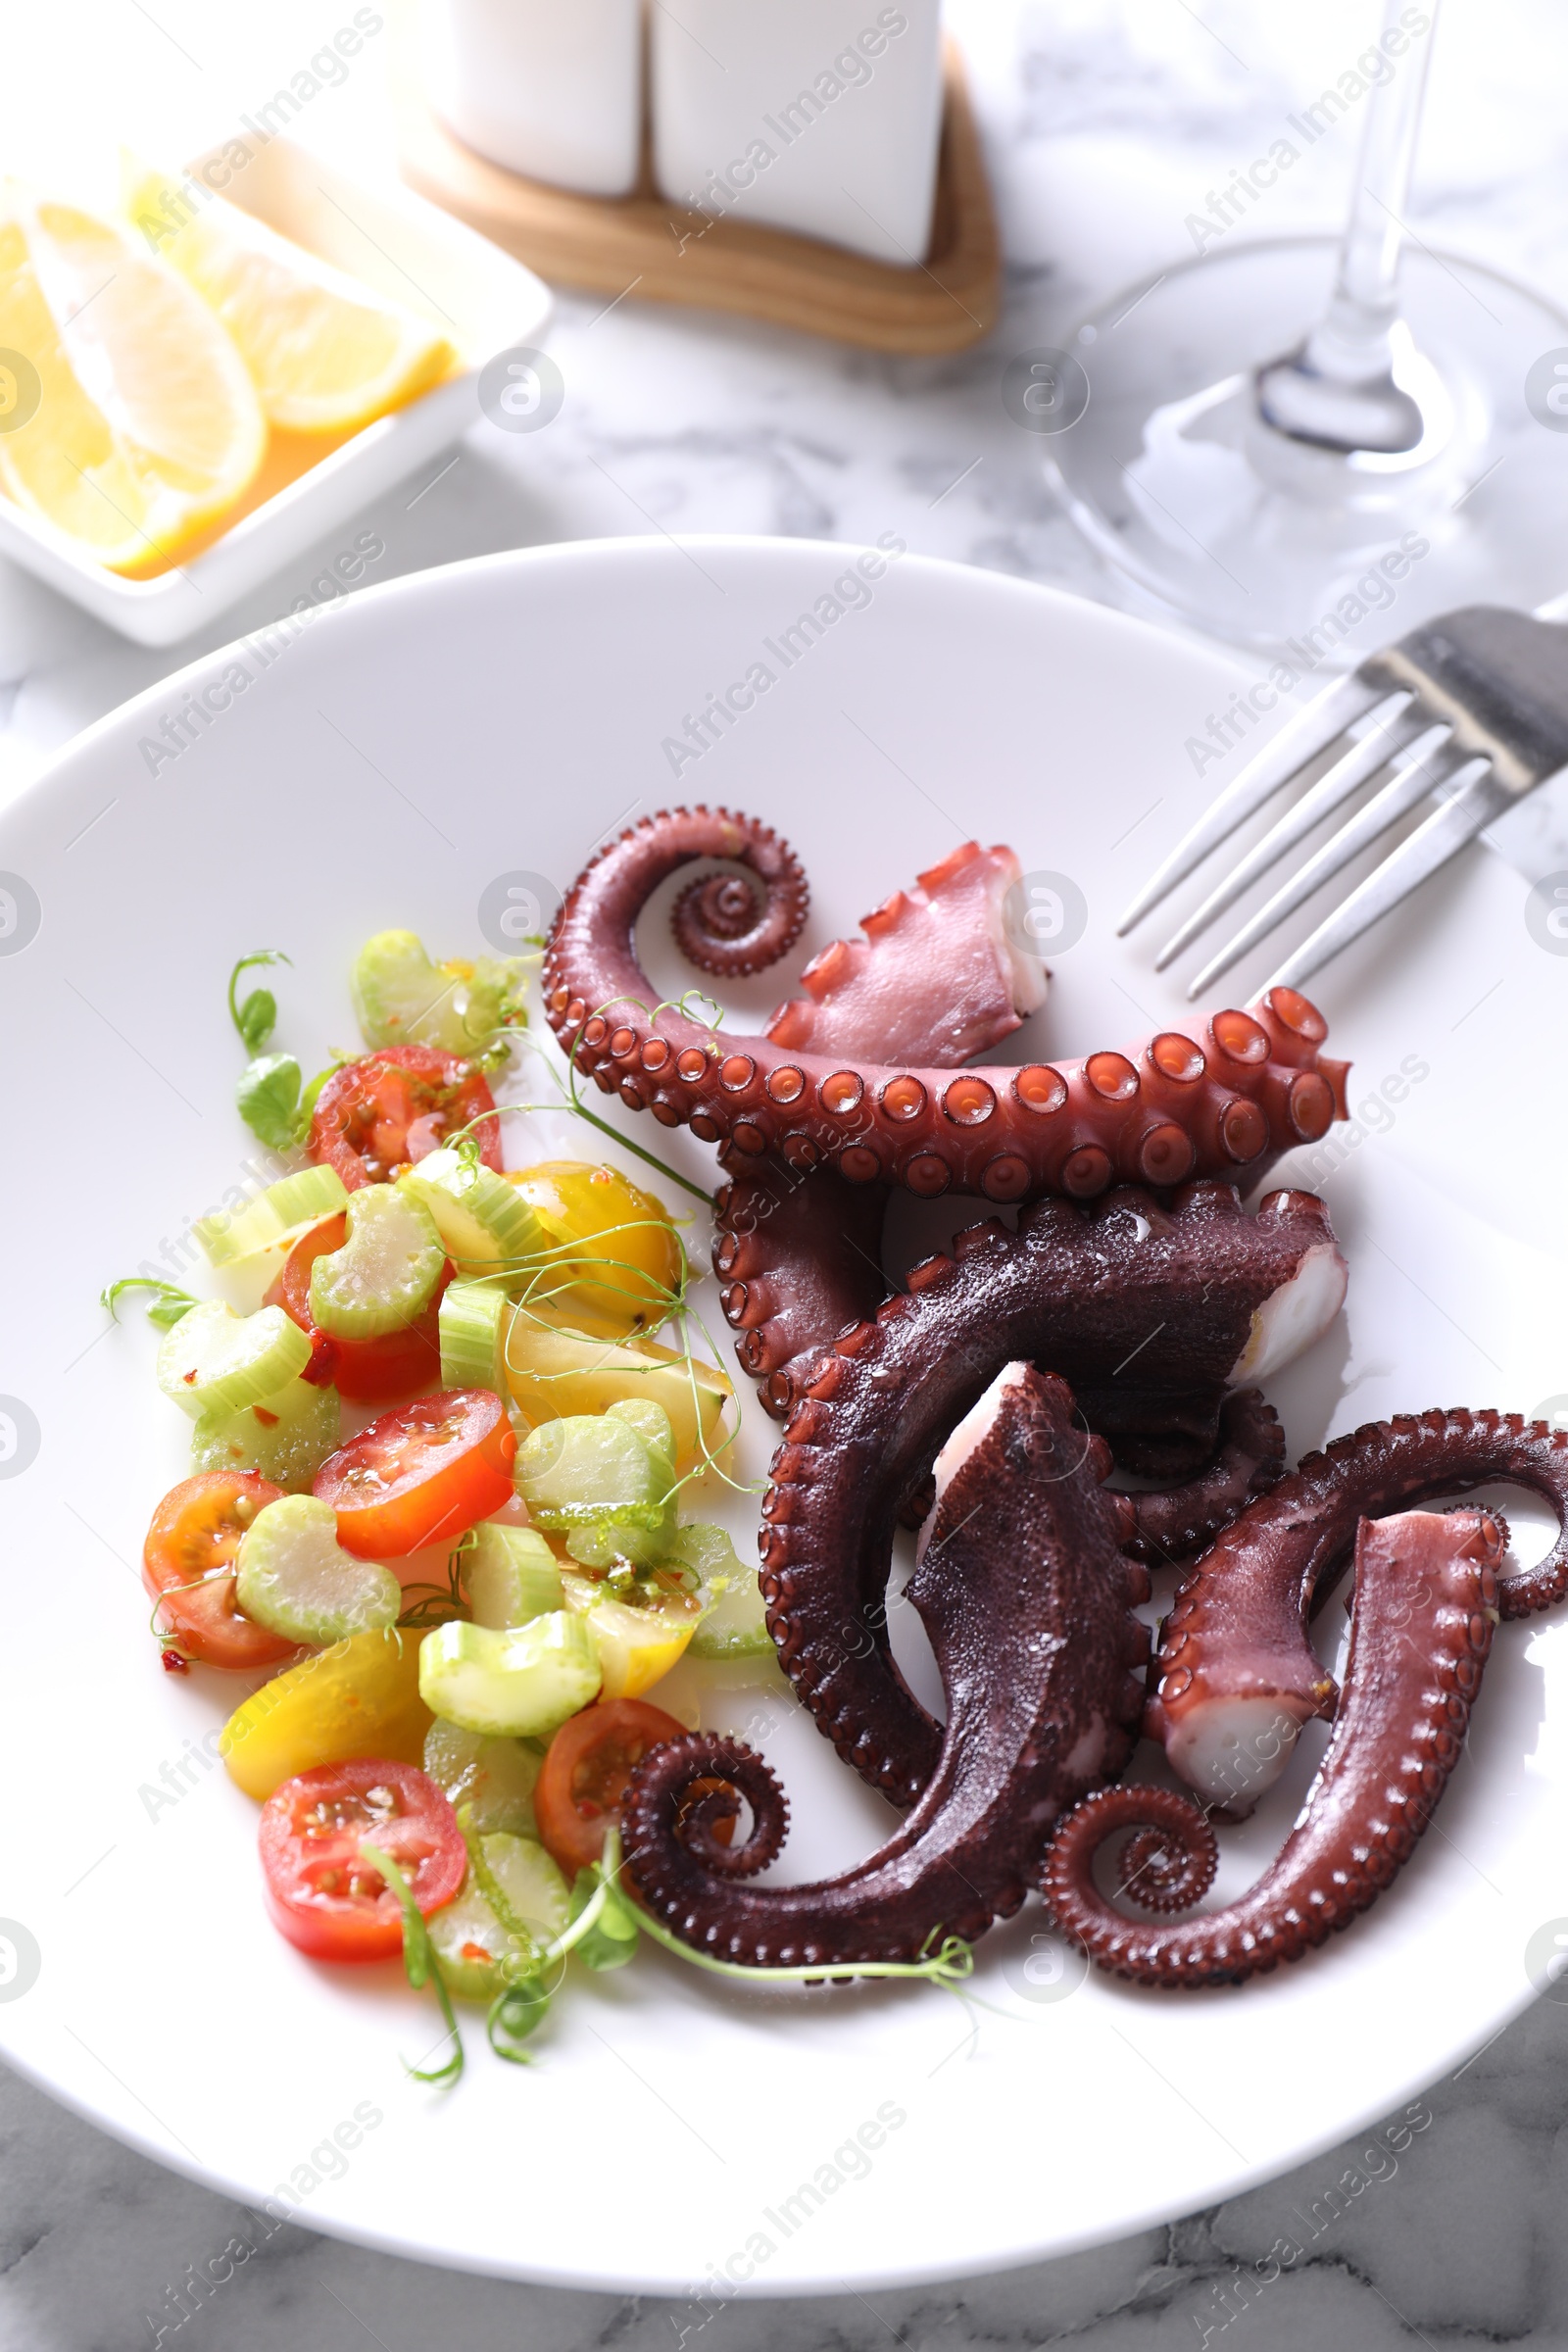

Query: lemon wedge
0,199,266,574
126,167,458,434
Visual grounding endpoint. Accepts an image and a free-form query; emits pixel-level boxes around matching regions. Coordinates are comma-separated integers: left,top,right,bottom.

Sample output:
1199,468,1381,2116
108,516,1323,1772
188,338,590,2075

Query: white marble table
6,3,1568,2341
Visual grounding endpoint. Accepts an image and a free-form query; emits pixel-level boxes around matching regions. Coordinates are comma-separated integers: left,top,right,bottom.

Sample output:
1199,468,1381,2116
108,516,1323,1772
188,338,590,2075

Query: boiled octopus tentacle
1043,1506,1503,1987
711,1156,889,1417
708,833,1029,1419
1076,1387,1244,1483
622,1366,1149,1967
669,817,808,977
1147,1408,1568,1810
765,839,1046,1064
760,1183,1344,1805
711,1158,1288,1555
1121,1389,1287,1566
541,807,1351,1199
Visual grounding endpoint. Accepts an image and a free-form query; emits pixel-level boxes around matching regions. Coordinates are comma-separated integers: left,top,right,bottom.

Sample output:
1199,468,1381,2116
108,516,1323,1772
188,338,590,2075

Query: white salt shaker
423,0,643,197
651,2,944,267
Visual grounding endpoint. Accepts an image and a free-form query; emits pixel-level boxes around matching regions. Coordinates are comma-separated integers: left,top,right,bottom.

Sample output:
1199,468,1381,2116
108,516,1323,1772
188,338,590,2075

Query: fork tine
1184,742,1481,999
1152,701,1436,969
1116,668,1394,935
1265,758,1503,993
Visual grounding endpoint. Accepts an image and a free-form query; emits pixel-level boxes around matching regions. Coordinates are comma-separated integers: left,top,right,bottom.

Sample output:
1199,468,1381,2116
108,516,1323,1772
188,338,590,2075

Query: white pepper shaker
423,0,644,197
651,1,943,267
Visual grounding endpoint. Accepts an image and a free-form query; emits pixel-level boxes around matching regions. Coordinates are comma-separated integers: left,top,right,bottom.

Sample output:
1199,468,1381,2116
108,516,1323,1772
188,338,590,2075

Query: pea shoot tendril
360,1845,465,2087
473,1827,975,2065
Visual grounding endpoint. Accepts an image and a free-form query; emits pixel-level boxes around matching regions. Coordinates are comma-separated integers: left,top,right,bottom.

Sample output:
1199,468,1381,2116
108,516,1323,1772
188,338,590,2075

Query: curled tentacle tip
1044,1783,1219,1930
680,870,761,943
628,1733,790,1883
1121,1821,1217,1913
669,838,808,979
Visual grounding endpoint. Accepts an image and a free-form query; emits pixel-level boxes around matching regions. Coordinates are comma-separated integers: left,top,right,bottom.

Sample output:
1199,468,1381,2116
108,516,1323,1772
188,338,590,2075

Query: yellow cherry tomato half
220,1626,432,1801
561,1568,700,1700
507,1161,682,1339
503,1319,732,1474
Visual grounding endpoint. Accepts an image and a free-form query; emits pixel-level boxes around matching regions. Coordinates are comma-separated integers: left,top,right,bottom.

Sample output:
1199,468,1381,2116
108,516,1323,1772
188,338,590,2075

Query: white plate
0,139,550,646
0,538,1564,2297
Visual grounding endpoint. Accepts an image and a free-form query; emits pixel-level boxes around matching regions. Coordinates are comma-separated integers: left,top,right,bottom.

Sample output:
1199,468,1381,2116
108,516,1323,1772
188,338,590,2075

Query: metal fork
1119,600,1568,995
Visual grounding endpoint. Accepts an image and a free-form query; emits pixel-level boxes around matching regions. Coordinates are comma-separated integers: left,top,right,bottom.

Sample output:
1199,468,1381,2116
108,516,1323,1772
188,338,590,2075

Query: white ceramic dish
0,139,550,648
0,539,1564,2296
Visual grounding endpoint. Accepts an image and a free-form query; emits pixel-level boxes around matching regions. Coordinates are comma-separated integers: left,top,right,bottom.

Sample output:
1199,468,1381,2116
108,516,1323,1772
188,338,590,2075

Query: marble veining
5,1,1568,2341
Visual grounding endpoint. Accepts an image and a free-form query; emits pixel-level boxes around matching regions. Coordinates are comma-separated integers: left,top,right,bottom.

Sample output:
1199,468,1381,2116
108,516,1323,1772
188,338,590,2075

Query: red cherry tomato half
309,1046,503,1191
143,1472,298,1671
313,1388,516,1558
534,1697,687,1878
259,1759,466,1962
264,1212,452,1404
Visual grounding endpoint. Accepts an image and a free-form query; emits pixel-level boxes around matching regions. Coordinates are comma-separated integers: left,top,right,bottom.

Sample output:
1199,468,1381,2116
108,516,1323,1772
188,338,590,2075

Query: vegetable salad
105,926,826,2079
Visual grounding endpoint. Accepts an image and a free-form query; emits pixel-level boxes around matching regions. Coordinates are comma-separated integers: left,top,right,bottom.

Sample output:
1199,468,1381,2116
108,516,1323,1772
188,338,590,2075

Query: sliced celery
398,1148,546,1279
157,1300,312,1421
515,1410,675,1538
467,1523,562,1629
603,1396,674,1466
418,1613,600,1738
190,1374,340,1492
439,1280,514,1393
235,1494,400,1644
193,1165,348,1269
426,1833,568,2003
351,930,523,1056
422,1719,543,1836
673,1525,773,1660
562,1398,679,1565
308,1183,445,1341
564,1517,672,1572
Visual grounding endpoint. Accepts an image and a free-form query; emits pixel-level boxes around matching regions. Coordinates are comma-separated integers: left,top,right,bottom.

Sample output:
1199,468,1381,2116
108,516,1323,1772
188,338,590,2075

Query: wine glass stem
1302,0,1441,386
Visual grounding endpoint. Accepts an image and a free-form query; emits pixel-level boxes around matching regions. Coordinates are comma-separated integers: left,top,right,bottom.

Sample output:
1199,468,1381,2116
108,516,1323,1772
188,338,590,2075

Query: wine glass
1038,0,1568,657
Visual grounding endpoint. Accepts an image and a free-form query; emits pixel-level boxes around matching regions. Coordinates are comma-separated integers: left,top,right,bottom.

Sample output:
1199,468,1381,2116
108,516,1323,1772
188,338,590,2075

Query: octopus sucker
1044,1507,1505,1988
1147,1408,1568,1810
542,808,1349,1200
621,1367,1148,1968
755,1180,1342,1804
712,1155,889,1406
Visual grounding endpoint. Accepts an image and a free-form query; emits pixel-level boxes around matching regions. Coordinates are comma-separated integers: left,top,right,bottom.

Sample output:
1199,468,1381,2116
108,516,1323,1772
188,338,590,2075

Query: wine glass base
1044,238,1568,659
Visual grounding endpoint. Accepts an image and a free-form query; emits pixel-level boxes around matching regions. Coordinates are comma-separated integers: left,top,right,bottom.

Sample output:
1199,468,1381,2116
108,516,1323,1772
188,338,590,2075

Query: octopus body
1044,1506,1504,1987
622,1365,1149,1968
541,807,1350,1201
1148,1408,1568,1808
759,1181,1345,1805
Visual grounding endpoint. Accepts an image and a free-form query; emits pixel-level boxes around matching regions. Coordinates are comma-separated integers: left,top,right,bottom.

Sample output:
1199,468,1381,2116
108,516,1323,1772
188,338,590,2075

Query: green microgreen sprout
101,1276,200,1329
397,1532,475,1630
589,1830,974,1993
235,1053,308,1152
145,1562,235,1650
456,1804,540,1964
223,952,351,1153
227,950,290,1053
563,1859,641,1973
360,1845,465,2087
